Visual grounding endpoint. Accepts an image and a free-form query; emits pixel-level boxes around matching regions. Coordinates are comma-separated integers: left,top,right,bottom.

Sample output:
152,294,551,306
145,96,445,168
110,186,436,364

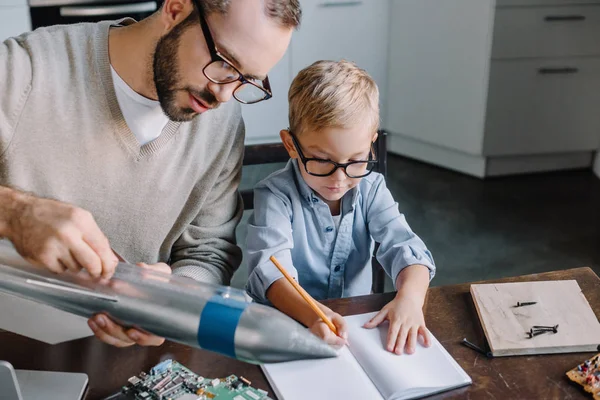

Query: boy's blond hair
288,60,379,136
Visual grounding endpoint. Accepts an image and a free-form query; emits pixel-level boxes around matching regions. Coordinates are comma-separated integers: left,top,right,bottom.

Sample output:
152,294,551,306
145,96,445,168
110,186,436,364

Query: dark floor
231,154,600,290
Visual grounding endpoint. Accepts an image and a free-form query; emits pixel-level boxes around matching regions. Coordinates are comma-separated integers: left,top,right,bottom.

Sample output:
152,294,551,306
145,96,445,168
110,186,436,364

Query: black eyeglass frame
192,0,273,104
289,131,378,178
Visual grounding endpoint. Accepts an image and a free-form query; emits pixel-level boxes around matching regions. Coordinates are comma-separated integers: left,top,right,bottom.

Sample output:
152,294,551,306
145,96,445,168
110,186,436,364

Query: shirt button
334,265,341,272
325,226,334,233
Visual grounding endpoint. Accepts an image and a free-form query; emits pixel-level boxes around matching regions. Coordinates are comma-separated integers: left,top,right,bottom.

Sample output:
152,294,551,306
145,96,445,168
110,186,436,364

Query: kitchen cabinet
386,0,600,177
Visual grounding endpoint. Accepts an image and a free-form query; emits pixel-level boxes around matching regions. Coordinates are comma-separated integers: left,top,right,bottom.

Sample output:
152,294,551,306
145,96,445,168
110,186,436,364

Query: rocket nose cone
234,303,339,364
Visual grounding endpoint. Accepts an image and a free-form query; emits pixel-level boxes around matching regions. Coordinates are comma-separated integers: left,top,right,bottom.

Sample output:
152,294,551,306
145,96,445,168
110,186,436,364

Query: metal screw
532,324,559,331
530,325,558,334
461,338,493,358
527,330,550,339
515,301,537,307
527,324,559,338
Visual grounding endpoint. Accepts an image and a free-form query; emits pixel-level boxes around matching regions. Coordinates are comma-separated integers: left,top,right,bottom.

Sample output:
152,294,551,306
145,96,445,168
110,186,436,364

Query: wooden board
470,280,600,357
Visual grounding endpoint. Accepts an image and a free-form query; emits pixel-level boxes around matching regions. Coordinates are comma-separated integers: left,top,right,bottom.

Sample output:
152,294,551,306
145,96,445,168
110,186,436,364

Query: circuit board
113,359,272,400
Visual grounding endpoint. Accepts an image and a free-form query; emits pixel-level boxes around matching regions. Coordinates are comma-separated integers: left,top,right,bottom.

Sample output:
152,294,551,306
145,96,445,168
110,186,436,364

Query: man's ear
280,130,299,159
159,0,194,32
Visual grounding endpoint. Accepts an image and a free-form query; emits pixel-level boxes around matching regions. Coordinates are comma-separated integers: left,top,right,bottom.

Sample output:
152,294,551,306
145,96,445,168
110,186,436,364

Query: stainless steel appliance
29,0,160,29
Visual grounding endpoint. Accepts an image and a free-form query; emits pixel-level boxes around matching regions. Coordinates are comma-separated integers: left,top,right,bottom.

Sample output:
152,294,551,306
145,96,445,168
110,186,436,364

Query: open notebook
262,311,471,400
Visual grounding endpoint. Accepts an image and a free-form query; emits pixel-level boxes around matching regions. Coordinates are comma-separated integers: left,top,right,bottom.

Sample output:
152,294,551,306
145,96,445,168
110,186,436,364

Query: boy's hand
309,308,348,349
266,278,349,349
363,294,431,355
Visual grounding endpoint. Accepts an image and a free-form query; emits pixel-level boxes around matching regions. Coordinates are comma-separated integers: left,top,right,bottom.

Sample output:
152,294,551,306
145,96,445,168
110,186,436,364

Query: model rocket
0,241,337,364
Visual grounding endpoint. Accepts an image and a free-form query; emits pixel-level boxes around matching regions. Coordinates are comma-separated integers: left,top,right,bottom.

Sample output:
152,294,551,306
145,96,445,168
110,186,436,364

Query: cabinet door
385,0,495,155
497,0,600,6
483,58,600,156
241,50,291,144
492,5,600,59
291,0,390,121
0,7,31,42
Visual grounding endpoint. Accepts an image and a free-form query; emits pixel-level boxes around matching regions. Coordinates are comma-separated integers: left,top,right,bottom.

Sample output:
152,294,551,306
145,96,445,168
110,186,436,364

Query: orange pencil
269,255,338,335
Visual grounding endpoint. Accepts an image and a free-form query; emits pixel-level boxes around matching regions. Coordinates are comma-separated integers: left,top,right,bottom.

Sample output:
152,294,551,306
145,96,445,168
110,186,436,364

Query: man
0,0,300,347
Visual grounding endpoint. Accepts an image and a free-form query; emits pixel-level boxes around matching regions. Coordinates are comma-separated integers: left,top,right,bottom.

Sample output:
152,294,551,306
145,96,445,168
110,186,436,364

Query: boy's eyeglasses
289,132,377,178
193,0,273,104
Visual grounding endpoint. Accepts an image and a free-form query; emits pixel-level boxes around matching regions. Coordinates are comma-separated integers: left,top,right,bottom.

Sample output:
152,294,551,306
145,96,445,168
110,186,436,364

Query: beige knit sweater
0,20,245,285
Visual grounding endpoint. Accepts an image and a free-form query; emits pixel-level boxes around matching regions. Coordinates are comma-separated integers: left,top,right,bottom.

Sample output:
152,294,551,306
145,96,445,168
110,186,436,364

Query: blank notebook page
346,312,471,399
262,344,383,400
262,311,470,400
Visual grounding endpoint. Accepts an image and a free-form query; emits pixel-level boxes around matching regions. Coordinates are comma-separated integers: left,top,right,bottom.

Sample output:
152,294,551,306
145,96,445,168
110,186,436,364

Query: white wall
0,6,30,42
242,0,391,144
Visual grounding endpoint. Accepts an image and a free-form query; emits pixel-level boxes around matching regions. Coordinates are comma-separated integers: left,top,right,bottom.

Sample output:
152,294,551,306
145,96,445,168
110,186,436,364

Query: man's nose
207,81,238,104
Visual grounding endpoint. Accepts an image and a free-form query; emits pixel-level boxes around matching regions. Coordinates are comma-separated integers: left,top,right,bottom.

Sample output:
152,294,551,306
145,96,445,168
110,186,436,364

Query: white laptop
0,361,88,400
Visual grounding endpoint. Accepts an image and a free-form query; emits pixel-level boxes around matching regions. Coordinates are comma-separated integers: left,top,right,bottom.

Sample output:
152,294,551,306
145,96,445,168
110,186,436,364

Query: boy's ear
280,130,299,159
372,131,379,143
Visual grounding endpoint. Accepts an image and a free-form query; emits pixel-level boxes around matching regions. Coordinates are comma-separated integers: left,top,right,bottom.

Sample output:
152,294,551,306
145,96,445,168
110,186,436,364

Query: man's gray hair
203,0,301,28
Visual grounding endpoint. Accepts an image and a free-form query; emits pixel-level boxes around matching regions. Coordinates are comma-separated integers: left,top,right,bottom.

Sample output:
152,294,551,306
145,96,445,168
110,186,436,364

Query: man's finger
71,239,103,278
138,262,172,275
59,249,83,273
46,261,67,274
31,250,66,274
125,329,165,346
90,314,135,344
88,319,135,348
83,229,117,279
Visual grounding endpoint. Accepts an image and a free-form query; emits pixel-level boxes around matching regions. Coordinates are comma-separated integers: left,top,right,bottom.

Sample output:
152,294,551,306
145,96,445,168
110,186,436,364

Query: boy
246,60,435,355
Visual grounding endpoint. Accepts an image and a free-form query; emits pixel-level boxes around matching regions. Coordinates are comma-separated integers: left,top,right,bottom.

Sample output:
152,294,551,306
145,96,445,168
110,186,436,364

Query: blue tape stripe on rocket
197,294,248,358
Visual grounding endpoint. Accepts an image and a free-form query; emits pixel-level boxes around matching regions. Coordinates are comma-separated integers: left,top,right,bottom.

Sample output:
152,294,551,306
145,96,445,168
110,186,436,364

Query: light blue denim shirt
245,159,435,303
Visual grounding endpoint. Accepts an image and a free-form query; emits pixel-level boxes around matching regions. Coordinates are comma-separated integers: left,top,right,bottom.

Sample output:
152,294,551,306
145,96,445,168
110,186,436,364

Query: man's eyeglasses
289,132,377,178
193,0,272,104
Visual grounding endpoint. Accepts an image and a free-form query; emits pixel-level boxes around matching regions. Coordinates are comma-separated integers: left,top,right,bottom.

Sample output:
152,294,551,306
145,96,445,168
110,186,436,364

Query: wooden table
1,267,598,399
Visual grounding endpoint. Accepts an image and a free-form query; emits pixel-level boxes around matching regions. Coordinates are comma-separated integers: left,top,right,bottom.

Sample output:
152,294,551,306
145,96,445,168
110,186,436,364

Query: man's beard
152,23,219,122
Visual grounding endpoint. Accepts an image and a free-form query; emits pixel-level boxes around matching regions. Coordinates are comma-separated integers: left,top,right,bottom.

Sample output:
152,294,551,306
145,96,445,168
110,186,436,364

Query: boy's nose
331,167,347,181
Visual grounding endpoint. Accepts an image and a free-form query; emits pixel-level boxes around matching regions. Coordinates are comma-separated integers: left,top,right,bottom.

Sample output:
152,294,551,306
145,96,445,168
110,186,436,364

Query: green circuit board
118,359,271,400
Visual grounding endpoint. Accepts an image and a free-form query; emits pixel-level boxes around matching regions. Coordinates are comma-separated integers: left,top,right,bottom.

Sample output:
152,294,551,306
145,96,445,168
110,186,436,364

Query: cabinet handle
319,1,362,7
538,67,579,75
544,15,586,22
60,2,156,17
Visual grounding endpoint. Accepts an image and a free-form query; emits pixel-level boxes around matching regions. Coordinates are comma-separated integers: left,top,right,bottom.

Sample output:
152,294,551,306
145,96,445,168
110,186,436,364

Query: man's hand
88,262,171,347
4,191,118,279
